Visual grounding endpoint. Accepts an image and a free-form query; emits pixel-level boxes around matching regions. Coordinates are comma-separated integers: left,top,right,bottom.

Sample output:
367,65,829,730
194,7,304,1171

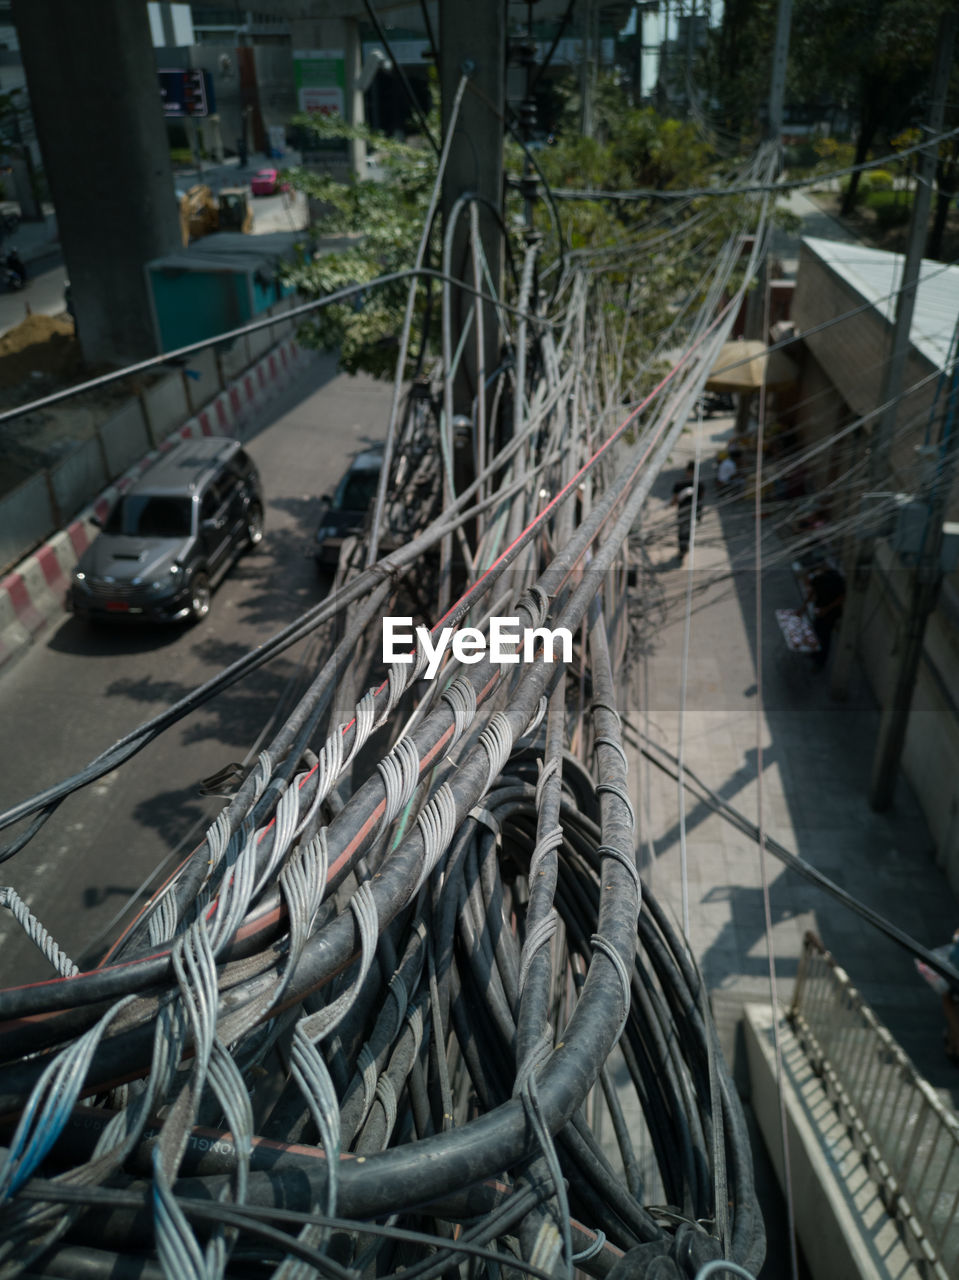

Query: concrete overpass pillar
290,18,366,179
12,0,181,366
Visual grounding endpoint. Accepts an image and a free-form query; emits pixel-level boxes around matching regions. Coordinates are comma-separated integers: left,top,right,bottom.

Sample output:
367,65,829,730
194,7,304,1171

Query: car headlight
148,566,182,594
316,526,338,542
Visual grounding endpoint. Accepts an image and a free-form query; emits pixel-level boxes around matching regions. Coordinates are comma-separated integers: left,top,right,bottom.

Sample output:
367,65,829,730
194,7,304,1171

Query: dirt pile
0,313,82,391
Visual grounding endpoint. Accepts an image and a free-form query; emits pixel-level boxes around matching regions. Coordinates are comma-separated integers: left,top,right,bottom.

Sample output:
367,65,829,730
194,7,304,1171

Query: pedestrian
915,929,959,1064
802,565,845,669
671,461,704,559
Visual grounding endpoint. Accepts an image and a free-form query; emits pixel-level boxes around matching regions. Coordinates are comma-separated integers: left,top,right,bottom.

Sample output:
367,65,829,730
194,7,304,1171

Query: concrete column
439,0,505,418
12,0,180,366
290,17,366,178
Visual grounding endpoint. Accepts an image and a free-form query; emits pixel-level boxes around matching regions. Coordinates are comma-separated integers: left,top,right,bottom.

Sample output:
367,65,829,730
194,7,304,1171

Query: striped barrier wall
0,336,309,671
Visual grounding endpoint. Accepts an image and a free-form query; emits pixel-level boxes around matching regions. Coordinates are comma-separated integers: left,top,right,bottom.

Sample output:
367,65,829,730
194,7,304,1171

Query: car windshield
337,469,380,512
103,495,193,538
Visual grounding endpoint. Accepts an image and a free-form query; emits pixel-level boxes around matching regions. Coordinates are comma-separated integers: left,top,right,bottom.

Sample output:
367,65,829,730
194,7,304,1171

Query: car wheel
188,571,211,623
246,503,264,548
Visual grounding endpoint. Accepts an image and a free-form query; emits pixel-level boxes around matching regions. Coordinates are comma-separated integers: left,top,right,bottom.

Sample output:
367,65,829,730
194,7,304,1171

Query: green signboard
293,50,346,116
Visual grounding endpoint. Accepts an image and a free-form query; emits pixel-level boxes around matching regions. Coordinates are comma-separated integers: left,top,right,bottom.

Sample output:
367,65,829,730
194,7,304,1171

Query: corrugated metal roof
802,236,959,371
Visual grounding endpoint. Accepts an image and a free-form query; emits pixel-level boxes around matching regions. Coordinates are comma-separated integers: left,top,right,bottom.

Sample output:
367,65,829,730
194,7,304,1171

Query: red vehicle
251,167,279,196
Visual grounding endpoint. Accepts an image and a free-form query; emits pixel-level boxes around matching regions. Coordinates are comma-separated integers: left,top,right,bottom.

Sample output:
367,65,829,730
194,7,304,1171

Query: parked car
69,437,264,624
251,167,280,196
315,448,383,568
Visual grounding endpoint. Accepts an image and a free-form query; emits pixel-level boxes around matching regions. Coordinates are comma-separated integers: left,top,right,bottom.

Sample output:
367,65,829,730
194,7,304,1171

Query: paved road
0,352,392,984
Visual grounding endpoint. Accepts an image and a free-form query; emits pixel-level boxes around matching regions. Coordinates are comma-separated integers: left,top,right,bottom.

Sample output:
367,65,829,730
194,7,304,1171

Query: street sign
158,68,213,118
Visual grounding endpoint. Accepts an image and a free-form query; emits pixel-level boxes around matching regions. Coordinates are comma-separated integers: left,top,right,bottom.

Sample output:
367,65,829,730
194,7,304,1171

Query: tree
707,0,777,142
790,0,948,214
281,77,775,392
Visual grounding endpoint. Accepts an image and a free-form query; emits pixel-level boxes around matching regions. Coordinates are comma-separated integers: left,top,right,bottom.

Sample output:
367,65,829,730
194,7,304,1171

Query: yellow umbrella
705,340,798,392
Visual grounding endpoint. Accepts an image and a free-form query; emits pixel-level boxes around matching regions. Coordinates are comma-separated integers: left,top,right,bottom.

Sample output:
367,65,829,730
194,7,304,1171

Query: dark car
314,448,383,568
69,437,264,624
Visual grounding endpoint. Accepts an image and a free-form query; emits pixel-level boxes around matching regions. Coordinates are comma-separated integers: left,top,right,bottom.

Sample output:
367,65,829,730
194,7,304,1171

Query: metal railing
791,931,959,1279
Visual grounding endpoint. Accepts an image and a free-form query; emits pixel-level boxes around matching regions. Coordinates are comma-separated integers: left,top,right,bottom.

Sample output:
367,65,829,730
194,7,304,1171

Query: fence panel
0,474,54,574
100,401,151,478
792,933,959,1278
49,439,107,528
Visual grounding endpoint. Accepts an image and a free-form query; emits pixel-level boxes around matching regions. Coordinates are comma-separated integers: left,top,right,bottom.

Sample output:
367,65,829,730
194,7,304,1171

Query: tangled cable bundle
0,104,787,1277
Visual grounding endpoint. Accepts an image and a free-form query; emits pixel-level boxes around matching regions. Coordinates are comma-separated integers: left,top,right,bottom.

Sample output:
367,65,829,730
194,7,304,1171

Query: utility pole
830,7,956,701
766,0,792,144
581,0,594,137
869,326,959,809
737,0,792,432
683,0,696,118
438,1,505,417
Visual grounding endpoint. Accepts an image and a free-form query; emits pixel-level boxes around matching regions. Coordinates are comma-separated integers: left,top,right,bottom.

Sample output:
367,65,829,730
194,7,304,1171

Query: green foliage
866,168,893,191
282,81,778,389
865,188,913,226
280,110,440,379
706,0,777,141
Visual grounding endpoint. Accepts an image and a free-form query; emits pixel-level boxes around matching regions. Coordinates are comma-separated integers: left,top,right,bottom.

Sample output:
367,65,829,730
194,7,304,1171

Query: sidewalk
0,202,60,265
632,422,959,1112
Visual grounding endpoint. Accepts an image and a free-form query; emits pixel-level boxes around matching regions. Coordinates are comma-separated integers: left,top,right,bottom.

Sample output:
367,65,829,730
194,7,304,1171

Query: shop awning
705,340,798,392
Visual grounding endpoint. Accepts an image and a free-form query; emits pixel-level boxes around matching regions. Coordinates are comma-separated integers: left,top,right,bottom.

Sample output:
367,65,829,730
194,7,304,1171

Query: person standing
671,461,704,559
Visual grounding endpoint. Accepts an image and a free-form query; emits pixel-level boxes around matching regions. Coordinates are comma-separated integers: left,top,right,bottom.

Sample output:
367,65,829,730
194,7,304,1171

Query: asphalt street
0,350,392,983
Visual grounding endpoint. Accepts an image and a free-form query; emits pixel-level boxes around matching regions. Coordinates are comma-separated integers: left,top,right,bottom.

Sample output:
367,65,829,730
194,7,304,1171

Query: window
103,495,193,538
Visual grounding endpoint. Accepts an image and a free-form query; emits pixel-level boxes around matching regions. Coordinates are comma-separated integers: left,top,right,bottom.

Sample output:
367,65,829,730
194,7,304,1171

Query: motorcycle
2,248,26,291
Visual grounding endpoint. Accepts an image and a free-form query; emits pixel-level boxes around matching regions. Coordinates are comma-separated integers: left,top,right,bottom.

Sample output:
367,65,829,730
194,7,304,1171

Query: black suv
69,437,264,624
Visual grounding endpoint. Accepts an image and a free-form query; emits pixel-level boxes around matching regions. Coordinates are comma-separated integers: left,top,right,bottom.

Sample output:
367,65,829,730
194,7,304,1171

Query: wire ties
251,774,301,901
529,825,564,883
374,1073,399,1143
0,887,78,977
519,908,558,995
378,735,421,829
595,781,636,829
410,644,430,683
592,733,630,772
440,676,477,747
276,832,329,1008
147,892,179,948
357,1044,377,1121
414,782,457,895
204,809,233,879
596,843,642,899
286,883,378,1228
388,971,409,1040
519,583,550,628
468,805,501,838
591,699,622,726
406,1000,425,1060
153,1148,206,1280
314,729,345,810
250,750,272,802
572,1231,608,1264
299,881,379,1044
590,933,632,1046
520,1070,573,1280
343,688,377,771
379,659,411,726
694,1265,758,1280
209,821,260,956
478,711,514,793
534,756,560,811
517,694,549,747
0,993,137,1202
